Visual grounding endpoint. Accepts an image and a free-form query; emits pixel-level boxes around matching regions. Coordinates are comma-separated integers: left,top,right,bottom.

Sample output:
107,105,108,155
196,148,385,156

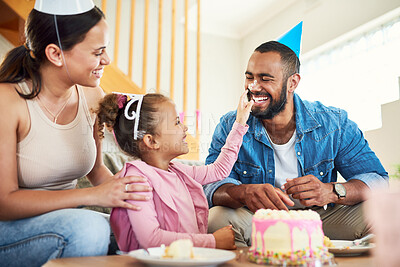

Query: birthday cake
248,209,332,265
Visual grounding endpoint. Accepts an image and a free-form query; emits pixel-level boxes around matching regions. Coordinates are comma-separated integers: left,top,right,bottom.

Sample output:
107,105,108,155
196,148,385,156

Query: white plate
328,240,375,256
128,247,236,267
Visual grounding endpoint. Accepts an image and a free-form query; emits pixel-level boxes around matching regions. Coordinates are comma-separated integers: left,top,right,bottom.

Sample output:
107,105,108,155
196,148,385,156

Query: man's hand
226,183,294,212
282,175,335,207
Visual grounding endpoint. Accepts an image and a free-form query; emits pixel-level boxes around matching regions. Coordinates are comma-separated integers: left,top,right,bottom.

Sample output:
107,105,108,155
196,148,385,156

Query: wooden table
43,248,375,267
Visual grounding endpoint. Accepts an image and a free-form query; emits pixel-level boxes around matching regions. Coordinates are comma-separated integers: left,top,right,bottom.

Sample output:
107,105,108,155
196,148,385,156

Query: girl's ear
142,134,160,149
45,43,63,67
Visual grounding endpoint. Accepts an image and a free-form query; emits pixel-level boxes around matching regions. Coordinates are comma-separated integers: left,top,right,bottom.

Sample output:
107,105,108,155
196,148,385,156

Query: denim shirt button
320,171,324,176
297,152,301,156
243,171,247,174
268,170,272,173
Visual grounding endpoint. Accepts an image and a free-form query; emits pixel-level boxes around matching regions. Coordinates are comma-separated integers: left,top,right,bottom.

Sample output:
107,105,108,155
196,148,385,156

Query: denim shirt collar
252,115,270,147
293,93,321,139
251,93,321,145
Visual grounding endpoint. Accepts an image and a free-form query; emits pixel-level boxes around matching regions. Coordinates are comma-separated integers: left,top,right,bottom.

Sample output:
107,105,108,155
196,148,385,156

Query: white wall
365,99,400,176
197,33,242,158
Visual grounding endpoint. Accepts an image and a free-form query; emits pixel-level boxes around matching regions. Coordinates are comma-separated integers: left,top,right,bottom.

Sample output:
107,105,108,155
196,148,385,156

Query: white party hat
34,0,95,15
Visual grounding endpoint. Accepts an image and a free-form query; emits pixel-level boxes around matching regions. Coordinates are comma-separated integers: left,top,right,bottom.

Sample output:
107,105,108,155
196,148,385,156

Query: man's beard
251,82,288,120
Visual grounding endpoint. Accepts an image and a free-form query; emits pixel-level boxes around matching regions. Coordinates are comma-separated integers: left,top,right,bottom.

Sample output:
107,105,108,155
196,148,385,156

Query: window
298,15,400,131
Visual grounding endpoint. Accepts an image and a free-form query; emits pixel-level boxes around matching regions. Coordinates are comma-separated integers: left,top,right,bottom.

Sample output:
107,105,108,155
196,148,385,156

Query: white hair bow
113,92,144,140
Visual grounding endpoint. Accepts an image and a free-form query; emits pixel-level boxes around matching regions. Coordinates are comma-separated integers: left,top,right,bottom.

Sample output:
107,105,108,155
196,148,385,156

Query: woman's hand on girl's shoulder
89,172,153,210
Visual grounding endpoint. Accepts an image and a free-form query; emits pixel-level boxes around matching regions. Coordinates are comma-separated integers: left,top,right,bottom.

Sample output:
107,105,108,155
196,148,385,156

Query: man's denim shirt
204,93,388,208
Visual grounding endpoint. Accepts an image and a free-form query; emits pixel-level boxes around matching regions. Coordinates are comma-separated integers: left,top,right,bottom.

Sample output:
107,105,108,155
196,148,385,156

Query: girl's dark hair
97,93,170,158
0,7,105,99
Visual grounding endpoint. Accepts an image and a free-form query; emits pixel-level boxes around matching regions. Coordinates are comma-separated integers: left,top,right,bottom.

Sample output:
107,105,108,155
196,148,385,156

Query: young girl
96,91,253,251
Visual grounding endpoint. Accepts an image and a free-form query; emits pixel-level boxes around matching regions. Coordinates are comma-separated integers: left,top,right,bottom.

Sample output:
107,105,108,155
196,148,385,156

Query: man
203,23,388,247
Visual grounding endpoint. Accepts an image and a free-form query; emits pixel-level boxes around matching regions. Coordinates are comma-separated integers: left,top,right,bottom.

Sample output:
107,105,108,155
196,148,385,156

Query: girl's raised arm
174,91,253,185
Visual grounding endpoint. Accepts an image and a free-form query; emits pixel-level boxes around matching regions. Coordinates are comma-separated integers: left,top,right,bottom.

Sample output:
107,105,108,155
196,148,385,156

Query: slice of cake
163,239,194,259
248,209,332,265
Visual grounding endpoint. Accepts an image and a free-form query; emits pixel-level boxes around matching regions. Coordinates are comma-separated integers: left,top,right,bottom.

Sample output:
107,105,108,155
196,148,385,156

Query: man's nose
248,79,261,91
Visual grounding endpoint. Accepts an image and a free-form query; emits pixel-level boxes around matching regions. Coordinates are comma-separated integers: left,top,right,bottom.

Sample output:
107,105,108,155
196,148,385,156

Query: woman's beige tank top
17,81,97,190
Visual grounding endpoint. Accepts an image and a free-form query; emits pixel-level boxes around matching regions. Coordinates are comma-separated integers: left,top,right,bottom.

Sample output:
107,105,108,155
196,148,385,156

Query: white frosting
254,209,321,220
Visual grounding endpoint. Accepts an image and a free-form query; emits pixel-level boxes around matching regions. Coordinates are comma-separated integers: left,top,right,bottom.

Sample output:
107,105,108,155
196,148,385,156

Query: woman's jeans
0,209,110,267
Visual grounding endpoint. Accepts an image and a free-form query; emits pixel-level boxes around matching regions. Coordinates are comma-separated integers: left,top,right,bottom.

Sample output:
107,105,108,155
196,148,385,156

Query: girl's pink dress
110,122,247,251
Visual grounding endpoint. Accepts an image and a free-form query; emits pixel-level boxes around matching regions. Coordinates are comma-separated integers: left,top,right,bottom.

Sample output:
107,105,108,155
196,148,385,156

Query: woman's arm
0,85,149,220
86,114,113,186
84,86,110,186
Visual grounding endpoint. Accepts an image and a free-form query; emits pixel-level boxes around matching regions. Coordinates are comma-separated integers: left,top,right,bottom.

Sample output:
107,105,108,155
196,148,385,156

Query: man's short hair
254,41,300,79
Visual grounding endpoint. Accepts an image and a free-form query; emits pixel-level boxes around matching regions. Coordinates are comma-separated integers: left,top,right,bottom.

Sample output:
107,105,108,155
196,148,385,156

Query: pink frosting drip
252,218,323,257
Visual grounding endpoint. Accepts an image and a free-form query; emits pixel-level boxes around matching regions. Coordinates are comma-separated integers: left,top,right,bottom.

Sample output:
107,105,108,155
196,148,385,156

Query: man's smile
247,89,271,105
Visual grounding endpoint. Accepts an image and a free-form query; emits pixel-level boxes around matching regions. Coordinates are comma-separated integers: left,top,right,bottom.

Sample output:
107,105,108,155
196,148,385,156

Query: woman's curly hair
96,93,170,158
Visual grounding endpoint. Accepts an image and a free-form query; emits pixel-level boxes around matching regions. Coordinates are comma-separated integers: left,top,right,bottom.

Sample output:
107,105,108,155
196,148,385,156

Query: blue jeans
0,209,110,267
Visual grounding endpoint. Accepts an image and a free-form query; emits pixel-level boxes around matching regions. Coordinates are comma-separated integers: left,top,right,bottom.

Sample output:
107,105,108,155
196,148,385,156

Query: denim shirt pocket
304,159,334,183
234,160,262,184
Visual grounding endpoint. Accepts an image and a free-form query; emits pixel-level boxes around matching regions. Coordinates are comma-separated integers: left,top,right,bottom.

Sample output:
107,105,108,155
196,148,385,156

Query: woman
0,1,150,266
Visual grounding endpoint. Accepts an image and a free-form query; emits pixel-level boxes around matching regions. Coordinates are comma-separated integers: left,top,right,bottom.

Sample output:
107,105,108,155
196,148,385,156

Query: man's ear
44,44,63,67
142,134,160,149
287,73,301,93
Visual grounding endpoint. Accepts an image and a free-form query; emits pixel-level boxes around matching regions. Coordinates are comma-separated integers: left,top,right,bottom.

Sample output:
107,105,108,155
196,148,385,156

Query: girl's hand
213,225,237,250
91,171,152,210
236,90,254,126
